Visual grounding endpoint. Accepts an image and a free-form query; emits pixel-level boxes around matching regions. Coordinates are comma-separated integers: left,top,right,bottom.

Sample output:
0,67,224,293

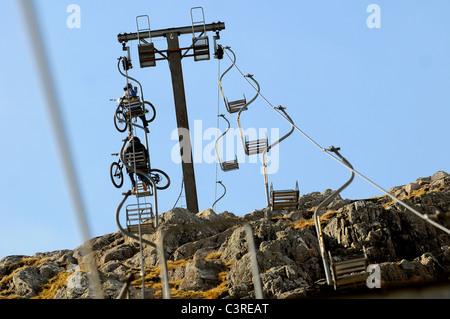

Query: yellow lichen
33,271,72,299
291,210,338,230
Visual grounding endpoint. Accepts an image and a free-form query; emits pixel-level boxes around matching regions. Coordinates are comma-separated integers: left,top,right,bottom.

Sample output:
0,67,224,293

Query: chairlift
191,7,210,61
136,15,156,68
236,75,266,155
219,47,249,114
114,57,157,132
313,146,369,290
215,114,239,172
262,106,298,210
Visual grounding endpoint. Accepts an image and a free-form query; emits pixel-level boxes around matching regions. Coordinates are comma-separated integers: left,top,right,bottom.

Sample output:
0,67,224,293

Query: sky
0,0,449,259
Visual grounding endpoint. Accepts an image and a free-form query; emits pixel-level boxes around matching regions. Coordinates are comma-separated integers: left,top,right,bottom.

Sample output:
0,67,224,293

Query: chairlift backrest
124,150,148,170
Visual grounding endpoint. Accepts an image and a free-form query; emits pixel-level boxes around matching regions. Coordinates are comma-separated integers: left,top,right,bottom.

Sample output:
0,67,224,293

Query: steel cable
223,49,450,235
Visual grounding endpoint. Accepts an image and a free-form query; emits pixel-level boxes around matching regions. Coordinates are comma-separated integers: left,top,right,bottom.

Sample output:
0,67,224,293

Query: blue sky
0,0,449,259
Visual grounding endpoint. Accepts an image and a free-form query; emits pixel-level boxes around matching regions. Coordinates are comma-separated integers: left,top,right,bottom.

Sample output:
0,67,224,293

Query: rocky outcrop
0,171,449,299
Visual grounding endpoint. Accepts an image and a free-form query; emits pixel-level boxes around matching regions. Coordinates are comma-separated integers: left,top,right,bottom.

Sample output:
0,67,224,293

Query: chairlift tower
117,8,225,214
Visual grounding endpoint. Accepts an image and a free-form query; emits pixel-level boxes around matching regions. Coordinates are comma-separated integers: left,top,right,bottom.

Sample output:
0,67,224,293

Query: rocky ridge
1,171,449,299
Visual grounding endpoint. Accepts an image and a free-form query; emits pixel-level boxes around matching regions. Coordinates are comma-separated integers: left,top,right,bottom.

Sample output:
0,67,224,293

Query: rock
0,255,27,277
220,226,248,265
172,227,234,262
260,265,307,299
101,244,137,264
431,171,449,182
12,267,45,298
196,208,219,221
405,182,420,195
179,259,227,291
64,271,90,299
226,253,254,289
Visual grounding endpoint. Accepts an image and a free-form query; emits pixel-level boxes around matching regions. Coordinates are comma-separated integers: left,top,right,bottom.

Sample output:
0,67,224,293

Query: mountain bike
110,153,170,190
113,98,156,133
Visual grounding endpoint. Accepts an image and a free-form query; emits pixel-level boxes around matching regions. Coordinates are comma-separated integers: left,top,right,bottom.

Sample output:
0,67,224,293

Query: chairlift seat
124,150,149,171
226,96,247,114
126,203,154,234
245,137,268,155
220,159,239,172
136,15,156,68
193,36,210,61
329,251,369,290
122,97,145,118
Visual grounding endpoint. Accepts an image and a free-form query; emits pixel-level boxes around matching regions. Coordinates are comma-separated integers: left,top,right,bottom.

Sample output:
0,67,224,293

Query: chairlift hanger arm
212,181,226,209
117,22,226,43
314,147,355,220
215,114,230,159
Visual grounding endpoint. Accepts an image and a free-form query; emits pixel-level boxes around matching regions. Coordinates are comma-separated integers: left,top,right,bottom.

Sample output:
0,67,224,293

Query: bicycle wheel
110,162,124,188
150,169,170,190
143,101,156,123
114,105,128,133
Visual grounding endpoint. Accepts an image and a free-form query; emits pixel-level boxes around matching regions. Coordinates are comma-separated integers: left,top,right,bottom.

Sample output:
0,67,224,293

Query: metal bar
244,224,264,299
157,229,171,299
117,274,135,299
166,32,199,214
17,0,105,299
117,22,225,43
263,107,295,208
313,147,355,286
212,181,226,210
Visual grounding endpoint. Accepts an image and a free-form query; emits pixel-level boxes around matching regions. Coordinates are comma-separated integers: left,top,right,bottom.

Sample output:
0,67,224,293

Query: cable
214,58,221,210
223,49,450,235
